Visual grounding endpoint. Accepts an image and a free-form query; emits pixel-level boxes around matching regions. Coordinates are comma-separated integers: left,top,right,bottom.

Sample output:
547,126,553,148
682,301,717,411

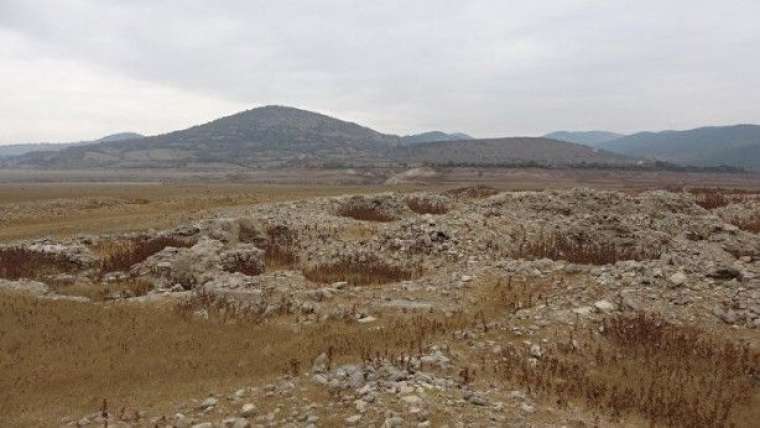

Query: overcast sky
1,0,759,144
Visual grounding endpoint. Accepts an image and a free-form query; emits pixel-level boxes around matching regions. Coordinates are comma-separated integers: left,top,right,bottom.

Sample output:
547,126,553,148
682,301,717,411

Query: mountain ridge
599,124,760,169
1,105,639,169
544,131,625,147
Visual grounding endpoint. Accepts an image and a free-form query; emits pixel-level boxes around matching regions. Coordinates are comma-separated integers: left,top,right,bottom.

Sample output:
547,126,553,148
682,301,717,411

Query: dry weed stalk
336,205,396,222
303,255,421,285
496,312,760,427
0,247,78,280
515,231,661,265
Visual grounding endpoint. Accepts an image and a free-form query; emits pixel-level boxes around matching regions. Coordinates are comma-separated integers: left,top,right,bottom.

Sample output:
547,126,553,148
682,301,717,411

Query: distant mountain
0,132,144,158
3,105,641,169
4,106,399,168
95,132,144,143
394,137,635,166
544,131,625,147
599,124,760,169
401,131,473,145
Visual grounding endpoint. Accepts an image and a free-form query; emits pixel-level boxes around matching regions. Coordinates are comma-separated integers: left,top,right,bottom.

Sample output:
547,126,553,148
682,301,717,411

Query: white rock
345,414,362,424
669,272,687,286
401,395,422,405
197,397,217,410
594,300,617,313
240,403,257,417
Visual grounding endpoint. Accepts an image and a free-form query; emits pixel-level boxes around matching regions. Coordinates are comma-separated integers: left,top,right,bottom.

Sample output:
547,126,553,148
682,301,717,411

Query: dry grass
0,275,543,427
0,184,425,241
497,312,760,427
303,255,421,285
99,237,193,273
514,231,662,265
0,247,79,280
53,279,154,301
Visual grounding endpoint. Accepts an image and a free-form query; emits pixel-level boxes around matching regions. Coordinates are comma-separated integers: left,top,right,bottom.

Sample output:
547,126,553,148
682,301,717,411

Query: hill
394,137,635,166
0,132,143,158
3,106,639,169
600,124,760,169
544,131,625,147
401,131,473,145
5,106,399,168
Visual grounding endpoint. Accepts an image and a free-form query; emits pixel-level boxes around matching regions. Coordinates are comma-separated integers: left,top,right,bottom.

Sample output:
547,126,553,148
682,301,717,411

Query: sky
1,0,759,145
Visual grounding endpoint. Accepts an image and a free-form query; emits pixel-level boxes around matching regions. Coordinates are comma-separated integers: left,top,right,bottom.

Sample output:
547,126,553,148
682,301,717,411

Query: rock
529,344,543,359
669,272,688,287
220,244,265,276
0,279,49,296
383,416,404,428
357,316,377,324
197,397,218,410
594,300,617,313
240,403,257,417
463,391,489,406
222,417,251,428
311,353,329,374
572,306,593,316
345,414,362,425
401,395,422,405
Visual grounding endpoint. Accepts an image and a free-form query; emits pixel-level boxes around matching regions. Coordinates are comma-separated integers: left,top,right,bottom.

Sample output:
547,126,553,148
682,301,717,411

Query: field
3,172,760,427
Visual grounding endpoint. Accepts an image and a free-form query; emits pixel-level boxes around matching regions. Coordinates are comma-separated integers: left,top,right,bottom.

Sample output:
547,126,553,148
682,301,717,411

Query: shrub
514,231,661,265
405,194,449,215
444,185,499,199
729,212,760,234
263,225,299,270
0,247,79,280
337,205,396,222
303,255,420,285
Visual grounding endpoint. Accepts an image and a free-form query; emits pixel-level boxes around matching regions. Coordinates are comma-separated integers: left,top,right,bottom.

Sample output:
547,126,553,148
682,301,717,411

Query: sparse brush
729,212,760,234
263,225,299,270
405,196,449,215
336,205,396,222
690,188,744,210
514,231,661,265
303,255,420,285
99,236,193,273
0,247,79,280
497,312,760,427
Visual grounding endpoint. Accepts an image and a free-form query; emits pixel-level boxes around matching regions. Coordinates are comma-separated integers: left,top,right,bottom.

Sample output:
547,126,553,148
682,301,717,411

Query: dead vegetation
99,236,193,273
0,276,541,426
336,204,397,222
405,195,449,215
729,212,760,234
497,312,760,427
514,231,662,265
262,225,300,270
303,255,421,285
0,247,79,280
52,279,154,301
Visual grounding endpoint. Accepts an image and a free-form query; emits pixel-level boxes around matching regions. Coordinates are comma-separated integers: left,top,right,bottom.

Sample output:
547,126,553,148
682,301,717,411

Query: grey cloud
1,0,759,142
